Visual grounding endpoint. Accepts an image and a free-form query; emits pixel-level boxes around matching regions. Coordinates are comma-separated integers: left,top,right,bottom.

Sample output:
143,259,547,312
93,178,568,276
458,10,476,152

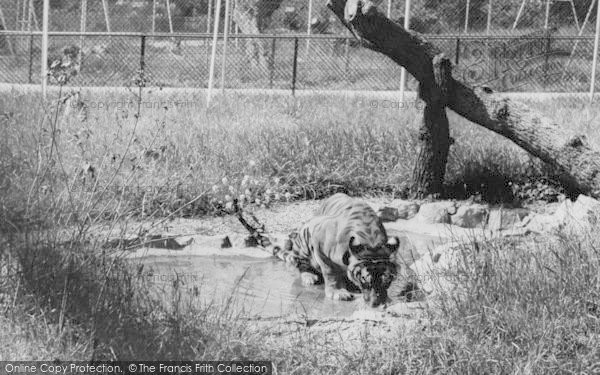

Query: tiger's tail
234,205,310,272
262,234,314,273
262,236,297,265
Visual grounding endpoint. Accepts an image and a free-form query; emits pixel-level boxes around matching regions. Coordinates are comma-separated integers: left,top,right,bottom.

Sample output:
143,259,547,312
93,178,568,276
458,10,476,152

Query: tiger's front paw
301,272,320,286
326,287,354,301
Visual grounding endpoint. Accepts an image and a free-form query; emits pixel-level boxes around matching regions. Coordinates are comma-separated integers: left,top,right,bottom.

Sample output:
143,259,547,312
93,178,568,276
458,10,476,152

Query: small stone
244,236,259,247
221,236,232,248
396,201,420,220
487,208,529,231
451,204,489,228
416,202,457,224
523,196,600,234
378,207,399,222
377,200,419,220
573,195,600,225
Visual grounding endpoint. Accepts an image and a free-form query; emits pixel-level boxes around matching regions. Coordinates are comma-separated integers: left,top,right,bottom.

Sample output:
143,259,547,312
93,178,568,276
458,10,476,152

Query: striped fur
270,193,400,306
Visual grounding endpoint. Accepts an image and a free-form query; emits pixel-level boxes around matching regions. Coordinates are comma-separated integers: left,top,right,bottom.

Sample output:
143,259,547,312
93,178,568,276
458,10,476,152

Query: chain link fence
0,32,596,92
0,0,598,93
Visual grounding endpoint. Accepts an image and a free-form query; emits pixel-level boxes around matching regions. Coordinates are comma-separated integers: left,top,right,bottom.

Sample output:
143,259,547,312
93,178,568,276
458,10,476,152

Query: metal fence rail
0,31,597,93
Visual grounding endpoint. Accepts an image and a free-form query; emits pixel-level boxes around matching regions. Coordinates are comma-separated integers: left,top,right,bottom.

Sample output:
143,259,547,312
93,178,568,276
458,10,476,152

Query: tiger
269,193,400,307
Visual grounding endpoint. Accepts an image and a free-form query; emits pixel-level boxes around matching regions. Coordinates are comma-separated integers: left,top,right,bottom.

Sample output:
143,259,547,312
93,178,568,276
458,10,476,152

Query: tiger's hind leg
297,257,322,286
271,239,323,286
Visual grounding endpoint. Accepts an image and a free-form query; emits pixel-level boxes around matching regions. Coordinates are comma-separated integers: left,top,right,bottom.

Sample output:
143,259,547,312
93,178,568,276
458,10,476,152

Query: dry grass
1,86,600,371
3,87,597,229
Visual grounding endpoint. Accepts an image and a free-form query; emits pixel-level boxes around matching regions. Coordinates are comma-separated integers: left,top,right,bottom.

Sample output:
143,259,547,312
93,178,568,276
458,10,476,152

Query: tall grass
426,234,600,373
4,88,596,229
0,85,265,360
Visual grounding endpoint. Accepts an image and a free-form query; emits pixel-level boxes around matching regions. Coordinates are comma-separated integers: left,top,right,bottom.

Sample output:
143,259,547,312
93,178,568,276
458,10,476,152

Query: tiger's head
346,236,400,308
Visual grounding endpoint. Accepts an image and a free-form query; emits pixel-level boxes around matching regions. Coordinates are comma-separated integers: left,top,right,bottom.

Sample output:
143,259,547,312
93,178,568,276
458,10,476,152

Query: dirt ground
104,196,556,240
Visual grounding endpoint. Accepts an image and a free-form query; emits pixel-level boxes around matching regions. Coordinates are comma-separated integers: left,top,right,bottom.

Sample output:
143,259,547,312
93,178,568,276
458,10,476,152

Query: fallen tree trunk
328,0,600,197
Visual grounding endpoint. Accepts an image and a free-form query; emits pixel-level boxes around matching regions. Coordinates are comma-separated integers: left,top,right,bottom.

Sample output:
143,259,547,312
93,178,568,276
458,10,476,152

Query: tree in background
390,0,489,33
574,0,596,23
391,0,595,34
233,0,284,69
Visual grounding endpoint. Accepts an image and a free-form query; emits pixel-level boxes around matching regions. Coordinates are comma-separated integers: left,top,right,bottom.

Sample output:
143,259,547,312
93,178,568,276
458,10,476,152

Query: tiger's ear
386,236,400,253
348,236,362,256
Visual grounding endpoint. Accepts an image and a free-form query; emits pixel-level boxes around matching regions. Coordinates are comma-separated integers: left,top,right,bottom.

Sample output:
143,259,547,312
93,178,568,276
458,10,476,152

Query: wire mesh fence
0,0,598,93
0,31,596,93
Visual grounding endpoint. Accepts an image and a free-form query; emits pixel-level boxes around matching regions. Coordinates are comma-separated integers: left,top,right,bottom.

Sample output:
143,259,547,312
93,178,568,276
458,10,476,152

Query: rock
377,201,420,221
571,195,600,225
393,201,420,220
487,208,529,231
103,234,194,250
409,242,462,298
524,195,600,234
523,212,560,234
244,236,260,247
416,202,457,224
378,206,400,222
451,204,489,228
221,236,232,248
144,235,192,250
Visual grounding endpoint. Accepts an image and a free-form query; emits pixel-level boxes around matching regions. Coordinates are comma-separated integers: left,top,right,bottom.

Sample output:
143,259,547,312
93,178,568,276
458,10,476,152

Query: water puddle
131,232,443,319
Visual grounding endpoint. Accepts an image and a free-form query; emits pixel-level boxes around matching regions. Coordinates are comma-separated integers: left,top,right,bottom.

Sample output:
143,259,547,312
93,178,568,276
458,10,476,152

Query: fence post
41,0,49,99
28,33,34,84
140,35,146,84
464,0,471,33
591,0,600,102
269,37,276,89
306,0,313,55
344,38,350,77
543,30,551,87
102,0,111,32
291,37,298,96
455,37,460,65
399,0,411,100
205,37,209,73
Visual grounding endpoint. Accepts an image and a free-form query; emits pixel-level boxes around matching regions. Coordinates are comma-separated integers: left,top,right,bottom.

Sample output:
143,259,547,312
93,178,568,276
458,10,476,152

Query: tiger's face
346,236,400,307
